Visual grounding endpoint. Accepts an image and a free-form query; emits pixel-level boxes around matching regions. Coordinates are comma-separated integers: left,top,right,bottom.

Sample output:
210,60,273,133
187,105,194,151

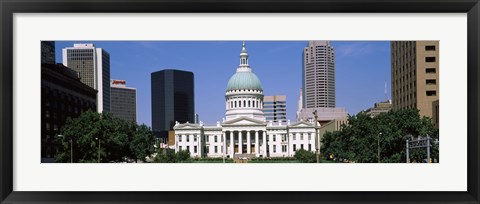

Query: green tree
154,148,176,163
55,110,102,163
130,124,155,162
175,150,191,162
153,149,190,163
321,109,439,163
294,149,316,163
55,110,155,163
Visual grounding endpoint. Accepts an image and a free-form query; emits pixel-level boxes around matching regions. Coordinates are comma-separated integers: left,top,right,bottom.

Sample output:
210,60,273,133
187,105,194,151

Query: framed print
1,0,479,203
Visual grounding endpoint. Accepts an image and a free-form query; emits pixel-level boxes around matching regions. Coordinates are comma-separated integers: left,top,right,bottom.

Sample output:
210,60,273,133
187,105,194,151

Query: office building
364,100,392,117
62,43,111,113
391,41,439,118
302,41,336,108
263,95,287,122
110,80,137,123
41,41,55,64
41,63,97,161
174,42,317,159
151,69,195,138
297,107,348,126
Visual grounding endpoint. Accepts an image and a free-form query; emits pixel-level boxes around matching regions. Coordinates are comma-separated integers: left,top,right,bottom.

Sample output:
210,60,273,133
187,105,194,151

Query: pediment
174,123,202,130
289,121,315,128
223,117,265,126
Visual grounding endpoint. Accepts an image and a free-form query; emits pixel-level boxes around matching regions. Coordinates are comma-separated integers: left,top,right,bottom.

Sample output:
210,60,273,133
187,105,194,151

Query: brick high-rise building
391,41,439,118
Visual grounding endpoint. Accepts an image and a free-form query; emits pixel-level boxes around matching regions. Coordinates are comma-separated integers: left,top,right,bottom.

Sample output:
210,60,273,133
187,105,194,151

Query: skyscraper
110,80,137,123
302,41,335,108
391,41,439,118
151,69,194,137
62,43,110,113
263,95,287,123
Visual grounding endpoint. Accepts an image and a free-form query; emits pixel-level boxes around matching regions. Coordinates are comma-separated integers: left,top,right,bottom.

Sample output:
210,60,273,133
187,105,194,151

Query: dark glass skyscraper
151,69,194,137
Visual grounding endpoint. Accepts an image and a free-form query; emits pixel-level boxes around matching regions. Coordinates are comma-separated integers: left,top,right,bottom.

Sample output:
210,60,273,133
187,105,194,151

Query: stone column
238,131,243,155
247,131,251,154
229,131,234,158
255,131,259,157
289,134,293,156
197,134,202,157
222,132,226,158
263,131,267,157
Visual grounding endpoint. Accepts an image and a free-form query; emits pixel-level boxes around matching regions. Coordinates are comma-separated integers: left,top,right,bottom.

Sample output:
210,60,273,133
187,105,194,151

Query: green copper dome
226,71,263,92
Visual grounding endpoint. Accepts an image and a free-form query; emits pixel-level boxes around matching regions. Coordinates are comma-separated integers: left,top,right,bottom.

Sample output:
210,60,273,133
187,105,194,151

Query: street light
57,134,72,163
313,110,320,163
95,137,101,163
378,132,382,163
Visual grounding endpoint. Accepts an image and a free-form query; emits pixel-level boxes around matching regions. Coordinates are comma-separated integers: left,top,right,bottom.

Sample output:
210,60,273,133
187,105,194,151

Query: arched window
248,101,251,107
243,100,246,107
231,101,233,109
235,101,237,108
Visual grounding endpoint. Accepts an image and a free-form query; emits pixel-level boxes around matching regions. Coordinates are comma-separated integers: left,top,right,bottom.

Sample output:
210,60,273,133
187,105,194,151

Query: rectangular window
293,144,297,151
186,136,189,142
273,135,276,142
194,136,197,142
178,136,182,142
300,135,304,140
426,68,436,73
425,57,436,62
214,136,217,142
425,45,436,51
187,146,190,152
426,79,436,85
214,146,218,153
293,135,296,140
179,146,182,151
273,145,276,153
205,146,209,153
301,144,304,150
194,146,197,153
282,145,287,152
308,144,311,151
426,91,437,96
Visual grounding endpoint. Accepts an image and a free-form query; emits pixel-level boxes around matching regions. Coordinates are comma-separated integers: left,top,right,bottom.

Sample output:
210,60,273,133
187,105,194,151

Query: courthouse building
174,42,317,159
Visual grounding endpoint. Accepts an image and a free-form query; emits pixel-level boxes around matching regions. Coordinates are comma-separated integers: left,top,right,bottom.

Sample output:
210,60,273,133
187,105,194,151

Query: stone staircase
233,153,255,163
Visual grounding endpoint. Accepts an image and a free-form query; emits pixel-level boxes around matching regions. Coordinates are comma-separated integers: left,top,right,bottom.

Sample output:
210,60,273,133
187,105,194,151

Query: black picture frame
1,0,479,203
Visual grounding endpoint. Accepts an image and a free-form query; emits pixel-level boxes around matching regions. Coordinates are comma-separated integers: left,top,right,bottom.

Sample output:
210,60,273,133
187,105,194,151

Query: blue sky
54,41,391,126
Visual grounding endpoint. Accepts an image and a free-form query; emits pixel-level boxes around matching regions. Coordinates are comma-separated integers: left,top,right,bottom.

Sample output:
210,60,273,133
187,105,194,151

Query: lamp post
378,132,382,163
58,135,72,163
96,137,101,163
313,110,320,163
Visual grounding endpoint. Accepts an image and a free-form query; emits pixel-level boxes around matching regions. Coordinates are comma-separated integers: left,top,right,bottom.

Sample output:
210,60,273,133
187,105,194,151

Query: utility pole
313,110,320,163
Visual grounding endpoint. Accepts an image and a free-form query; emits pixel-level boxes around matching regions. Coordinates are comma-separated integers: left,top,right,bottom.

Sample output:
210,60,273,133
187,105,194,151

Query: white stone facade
174,120,317,159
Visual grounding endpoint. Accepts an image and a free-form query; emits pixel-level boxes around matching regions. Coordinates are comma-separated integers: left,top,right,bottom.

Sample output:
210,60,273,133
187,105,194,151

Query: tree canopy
321,109,439,163
55,110,155,163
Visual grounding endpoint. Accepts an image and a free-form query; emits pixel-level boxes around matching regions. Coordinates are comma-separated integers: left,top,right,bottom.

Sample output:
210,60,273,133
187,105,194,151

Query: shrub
294,149,316,163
